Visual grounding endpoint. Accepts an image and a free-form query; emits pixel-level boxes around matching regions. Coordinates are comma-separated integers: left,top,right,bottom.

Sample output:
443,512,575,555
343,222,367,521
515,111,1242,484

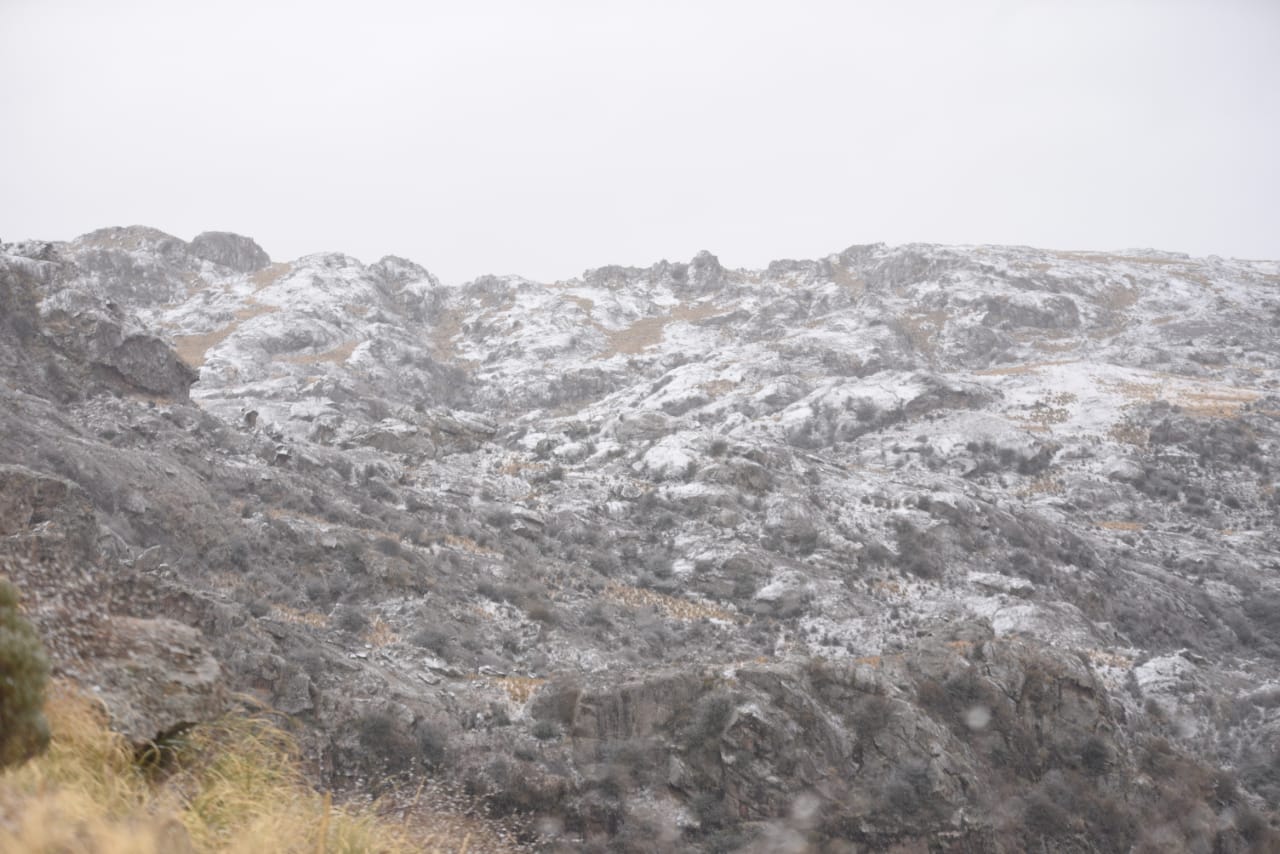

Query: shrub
894,520,944,579
531,720,561,741
373,536,402,557
0,577,50,768
683,691,734,754
414,723,448,767
334,605,369,635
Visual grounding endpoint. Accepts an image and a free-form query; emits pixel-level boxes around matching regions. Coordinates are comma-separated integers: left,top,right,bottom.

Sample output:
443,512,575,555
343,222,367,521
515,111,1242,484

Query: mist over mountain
3,226,1279,852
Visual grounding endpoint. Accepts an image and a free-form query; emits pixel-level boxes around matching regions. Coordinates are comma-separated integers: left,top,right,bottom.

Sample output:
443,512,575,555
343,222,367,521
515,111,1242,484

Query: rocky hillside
2,226,1279,852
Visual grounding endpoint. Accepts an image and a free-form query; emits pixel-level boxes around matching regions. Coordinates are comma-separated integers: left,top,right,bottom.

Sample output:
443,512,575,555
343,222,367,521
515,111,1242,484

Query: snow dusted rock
638,438,698,481
189,230,271,273
3,230,1280,851
89,616,228,747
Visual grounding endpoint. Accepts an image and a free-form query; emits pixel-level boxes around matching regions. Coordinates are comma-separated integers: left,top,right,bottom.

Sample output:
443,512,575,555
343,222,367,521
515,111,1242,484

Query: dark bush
409,626,451,655
373,536,402,557
334,604,369,635
894,519,944,579
1023,791,1070,837
532,720,561,741
0,577,50,768
414,722,448,767
683,691,734,754
356,710,412,771
1080,735,1111,776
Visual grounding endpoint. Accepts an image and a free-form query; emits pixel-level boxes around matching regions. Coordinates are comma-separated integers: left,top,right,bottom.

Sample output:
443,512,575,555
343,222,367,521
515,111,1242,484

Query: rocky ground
2,226,1279,852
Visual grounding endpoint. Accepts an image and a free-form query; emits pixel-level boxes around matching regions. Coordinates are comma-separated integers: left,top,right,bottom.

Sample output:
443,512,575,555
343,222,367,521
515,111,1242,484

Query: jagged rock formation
1,226,1279,851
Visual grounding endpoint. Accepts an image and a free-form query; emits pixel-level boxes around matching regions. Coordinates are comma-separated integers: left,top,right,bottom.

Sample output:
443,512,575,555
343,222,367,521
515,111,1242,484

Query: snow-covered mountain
3,226,1279,851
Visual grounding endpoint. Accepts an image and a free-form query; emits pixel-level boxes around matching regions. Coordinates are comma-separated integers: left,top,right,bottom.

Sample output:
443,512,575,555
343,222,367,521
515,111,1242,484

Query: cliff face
2,227,1279,851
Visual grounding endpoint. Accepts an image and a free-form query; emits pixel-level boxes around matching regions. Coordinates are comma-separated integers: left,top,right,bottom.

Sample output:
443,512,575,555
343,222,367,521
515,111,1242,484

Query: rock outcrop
1,230,1278,850
189,230,271,273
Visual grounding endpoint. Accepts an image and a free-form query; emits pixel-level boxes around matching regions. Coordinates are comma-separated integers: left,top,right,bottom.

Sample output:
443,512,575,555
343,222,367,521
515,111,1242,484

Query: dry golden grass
597,301,722,359
975,359,1076,377
1032,339,1079,354
826,260,866,295
484,676,545,705
1012,391,1077,431
364,616,400,649
248,263,291,292
1108,421,1149,446
1102,375,1262,419
0,681,439,853
173,327,235,368
1018,474,1064,497
1178,388,1262,418
1098,520,1143,532
895,308,949,359
269,605,328,629
280,340,360,367
562,295,595,315
443,535,497,556
1101,283,1140,312
602,582,738,623
699,379,736,398
1050,250,1182,267
498,459,546,477
428,308,474,367
1085,649,1133,670
173,301,279,368
872,580,903,597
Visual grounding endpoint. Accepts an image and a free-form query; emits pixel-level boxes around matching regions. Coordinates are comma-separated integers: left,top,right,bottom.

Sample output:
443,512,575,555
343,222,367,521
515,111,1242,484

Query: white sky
2,1,1277,283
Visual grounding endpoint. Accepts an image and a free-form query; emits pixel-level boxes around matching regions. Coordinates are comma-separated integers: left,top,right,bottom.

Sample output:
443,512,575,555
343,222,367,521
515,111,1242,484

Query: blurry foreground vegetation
0,680,511,853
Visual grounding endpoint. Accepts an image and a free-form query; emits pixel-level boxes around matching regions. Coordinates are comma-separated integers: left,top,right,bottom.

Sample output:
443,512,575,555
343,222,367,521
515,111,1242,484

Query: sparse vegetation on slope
0,576,50,769
0,681,514,853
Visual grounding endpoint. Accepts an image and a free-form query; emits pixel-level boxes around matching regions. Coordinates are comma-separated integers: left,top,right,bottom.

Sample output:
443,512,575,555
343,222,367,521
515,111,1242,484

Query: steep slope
2,227,1278,852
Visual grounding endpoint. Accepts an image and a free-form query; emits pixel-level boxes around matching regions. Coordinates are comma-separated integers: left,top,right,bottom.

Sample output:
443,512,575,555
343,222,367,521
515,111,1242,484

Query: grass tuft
0,680,467,852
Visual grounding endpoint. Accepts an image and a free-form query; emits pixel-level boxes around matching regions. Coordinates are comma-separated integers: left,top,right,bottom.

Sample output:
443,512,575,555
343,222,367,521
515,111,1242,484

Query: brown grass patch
1032,338,1079,354
248,262,291,291
485,676,546,705
498,459,546,477
826,260,867,295
597,301,723,358
1102,376,1261,418
444,535,497,556
1050,250,1183,267
1012,392,1077,430
268,605,327,629
602,582,738,622
895,308,949,359
1098,520,1143,531
1102,282,1140,312
0,680,469,853
278,340,359,366
1085,649,1133,670
699,380,737,398
975,359,1076,377
173,301,279,367
364,615,400,648
1108,421,1149,446
872,580,903,596
1018,474,1064,497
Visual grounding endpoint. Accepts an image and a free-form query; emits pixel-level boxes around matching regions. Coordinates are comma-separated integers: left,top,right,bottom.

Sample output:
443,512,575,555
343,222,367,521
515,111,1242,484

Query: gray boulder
189,231,271,273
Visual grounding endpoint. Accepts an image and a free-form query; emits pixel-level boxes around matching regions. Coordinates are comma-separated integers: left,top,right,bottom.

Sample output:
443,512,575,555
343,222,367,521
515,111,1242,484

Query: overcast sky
2,1,1277,283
